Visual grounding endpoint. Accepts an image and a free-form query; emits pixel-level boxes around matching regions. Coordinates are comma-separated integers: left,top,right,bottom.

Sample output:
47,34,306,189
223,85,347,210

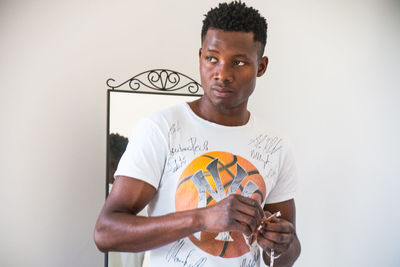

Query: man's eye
234,61,246,66
206,56,217,63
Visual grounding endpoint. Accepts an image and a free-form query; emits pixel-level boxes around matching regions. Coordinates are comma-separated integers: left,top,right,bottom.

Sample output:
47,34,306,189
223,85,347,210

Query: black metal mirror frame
105,69,202,267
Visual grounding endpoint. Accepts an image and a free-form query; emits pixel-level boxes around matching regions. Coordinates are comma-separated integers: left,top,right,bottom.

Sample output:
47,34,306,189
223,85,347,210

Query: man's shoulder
136,102,191,135
149,102,187,117
251,115,294,151
143,102,188,123
252,115,285,137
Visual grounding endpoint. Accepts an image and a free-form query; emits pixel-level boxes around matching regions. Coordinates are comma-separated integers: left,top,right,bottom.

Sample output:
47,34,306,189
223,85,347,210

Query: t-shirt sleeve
265,142,298,204
114,118,168,189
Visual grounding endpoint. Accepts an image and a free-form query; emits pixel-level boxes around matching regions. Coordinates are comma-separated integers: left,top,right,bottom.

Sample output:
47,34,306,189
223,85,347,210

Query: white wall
0,0,399,266
250,1,400,266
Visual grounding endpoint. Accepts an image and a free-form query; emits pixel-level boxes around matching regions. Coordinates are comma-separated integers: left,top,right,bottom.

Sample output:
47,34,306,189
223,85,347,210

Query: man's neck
188,99,250,127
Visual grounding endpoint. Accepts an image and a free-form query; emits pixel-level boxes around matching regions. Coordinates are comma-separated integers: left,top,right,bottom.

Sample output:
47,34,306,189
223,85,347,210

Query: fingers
263,210,272,218
237,195,265,218
231,211,258,236
257,219,295,254
235,205,263,230
229,195,264,234
203,194,264,235
259,230,294,245
263,219,294,234
233,220,253,236
257,235,290,255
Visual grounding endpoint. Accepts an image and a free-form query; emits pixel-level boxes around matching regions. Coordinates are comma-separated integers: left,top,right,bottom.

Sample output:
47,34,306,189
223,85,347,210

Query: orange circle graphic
175,151,266,258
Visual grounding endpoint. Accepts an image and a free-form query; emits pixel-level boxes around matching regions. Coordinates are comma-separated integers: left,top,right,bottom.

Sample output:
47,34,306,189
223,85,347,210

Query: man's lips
211,86,234,97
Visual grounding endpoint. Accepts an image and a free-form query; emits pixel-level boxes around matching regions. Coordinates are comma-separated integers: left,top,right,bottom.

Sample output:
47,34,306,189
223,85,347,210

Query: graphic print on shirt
175,151,266,258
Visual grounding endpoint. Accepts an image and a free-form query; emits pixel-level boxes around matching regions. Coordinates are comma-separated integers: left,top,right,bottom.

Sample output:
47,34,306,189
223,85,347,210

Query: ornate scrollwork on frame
106,69,202,94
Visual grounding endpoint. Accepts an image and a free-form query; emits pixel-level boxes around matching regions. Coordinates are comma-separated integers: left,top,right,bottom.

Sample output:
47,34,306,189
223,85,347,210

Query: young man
95,2,301,266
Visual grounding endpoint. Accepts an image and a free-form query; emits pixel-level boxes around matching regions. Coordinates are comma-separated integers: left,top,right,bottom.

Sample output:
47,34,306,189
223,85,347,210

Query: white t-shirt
115,102,298,267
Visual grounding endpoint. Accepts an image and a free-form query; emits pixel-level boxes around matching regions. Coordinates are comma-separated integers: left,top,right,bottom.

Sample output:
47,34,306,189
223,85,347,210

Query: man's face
199,28,268,111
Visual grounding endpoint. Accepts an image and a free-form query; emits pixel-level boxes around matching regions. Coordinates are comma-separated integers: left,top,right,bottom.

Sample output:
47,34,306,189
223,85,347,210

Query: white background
1,0,399,266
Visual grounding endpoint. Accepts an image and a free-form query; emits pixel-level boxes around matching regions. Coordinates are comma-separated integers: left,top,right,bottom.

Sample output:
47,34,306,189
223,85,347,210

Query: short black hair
201,1,268,56
108,133,128,184
109,133,128,161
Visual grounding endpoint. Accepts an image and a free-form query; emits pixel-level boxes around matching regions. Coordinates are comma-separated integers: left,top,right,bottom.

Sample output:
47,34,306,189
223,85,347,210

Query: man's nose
214,62,233,83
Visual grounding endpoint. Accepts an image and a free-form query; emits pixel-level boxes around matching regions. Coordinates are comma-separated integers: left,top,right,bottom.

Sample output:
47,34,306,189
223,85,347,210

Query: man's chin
214,101,237,110
203,97,244,111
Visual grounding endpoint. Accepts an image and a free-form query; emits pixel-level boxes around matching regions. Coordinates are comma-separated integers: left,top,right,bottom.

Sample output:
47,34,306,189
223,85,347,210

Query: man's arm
257,199,301,267
94,176,264,252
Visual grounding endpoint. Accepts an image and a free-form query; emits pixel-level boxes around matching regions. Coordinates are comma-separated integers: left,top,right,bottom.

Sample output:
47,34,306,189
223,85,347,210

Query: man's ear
257,56,268,77
199,48,202,59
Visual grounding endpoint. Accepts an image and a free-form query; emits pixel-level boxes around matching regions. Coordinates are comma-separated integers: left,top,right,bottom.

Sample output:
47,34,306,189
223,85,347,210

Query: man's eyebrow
206,49,250,58
206,49,220,53
233,54,250,58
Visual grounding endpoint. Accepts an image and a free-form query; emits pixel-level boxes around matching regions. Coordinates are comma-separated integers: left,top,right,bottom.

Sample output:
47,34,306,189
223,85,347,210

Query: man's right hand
199,194,264,237
95,177,264,252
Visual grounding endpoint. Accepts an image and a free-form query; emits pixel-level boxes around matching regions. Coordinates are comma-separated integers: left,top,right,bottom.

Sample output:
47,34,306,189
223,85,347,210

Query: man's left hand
256,211,296,255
